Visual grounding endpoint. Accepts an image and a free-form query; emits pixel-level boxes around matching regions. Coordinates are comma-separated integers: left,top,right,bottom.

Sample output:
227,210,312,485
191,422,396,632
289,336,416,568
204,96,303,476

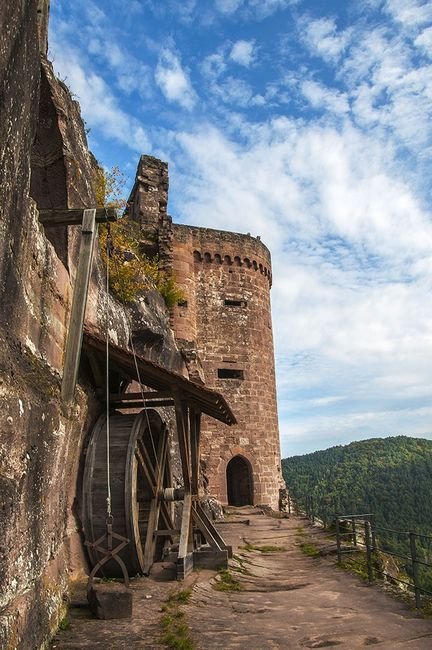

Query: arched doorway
226,455,253,506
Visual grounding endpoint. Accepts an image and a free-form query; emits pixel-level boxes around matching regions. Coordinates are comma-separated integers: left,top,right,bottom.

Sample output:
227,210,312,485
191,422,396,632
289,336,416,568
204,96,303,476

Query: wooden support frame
39,207,117,226
172,388,191,491
82,331,237,579
190,409,201,495
62,209,97,402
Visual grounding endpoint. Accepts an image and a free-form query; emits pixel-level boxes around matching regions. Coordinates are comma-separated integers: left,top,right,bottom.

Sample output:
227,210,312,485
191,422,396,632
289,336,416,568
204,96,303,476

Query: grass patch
299,542,320,558
58,617,70,631
340,552,369,581
213,570,242,592
295,527,305,537
167,588,192,605
421,598,432,618
240,542,286,553
161,589,195,649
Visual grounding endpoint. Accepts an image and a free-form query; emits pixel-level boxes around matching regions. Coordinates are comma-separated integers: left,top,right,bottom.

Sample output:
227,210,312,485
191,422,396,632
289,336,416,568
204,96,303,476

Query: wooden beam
192,503,231,556
111,400,175,409
190,410,201,495
172,388,191,491
62,209,97,403
39,207,118,226
178,491,192,560
109,390,173,402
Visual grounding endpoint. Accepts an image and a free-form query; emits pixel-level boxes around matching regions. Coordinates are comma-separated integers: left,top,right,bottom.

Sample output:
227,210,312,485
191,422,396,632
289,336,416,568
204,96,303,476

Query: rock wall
0,6,183,648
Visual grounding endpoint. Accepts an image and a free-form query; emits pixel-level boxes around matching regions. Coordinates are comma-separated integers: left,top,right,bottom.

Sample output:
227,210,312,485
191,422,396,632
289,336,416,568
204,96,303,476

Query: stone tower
129,155,283,508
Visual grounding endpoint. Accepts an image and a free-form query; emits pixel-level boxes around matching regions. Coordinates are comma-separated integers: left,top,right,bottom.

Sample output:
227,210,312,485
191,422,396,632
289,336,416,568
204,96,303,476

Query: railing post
351,517,357,547
335,518,342,565
364,520,373,583
370,515,376,551
409,532,421,609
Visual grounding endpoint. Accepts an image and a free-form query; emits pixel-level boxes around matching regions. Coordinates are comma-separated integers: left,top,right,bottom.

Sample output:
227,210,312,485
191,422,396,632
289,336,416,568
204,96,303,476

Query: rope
105,225,113,519
109,245,160,474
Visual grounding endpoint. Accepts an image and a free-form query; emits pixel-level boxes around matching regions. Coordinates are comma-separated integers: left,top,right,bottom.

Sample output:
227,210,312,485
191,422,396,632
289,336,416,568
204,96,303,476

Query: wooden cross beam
39,207,118,226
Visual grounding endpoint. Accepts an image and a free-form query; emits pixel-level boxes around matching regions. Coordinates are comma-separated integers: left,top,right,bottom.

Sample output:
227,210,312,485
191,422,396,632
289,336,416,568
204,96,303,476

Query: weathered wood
172,388,191,491
190,410,201,495
62,209,97,403
39,207,118,226
109,390,173,402
135,438,173,533
154,529,179,536
112,400,175,409
83,410,173,577
192,503,232,557
193,549,228,571
176,551,194,580
143,425,169,573
178,492,192,560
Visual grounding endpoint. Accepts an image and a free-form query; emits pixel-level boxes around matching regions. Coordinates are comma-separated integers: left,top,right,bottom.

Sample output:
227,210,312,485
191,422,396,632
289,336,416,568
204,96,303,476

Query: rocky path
53,507,432,649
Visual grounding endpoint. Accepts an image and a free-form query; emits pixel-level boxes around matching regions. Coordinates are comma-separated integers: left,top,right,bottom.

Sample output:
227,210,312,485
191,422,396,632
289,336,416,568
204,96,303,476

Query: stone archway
226,455,253,506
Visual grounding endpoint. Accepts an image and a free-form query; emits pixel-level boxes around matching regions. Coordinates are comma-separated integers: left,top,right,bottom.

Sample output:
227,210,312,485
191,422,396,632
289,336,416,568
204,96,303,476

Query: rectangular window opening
218,368,244,380
224,299,246,307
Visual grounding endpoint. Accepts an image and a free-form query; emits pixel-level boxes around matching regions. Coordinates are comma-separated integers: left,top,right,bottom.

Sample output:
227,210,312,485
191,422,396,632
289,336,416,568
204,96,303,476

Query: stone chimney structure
129,156,283,508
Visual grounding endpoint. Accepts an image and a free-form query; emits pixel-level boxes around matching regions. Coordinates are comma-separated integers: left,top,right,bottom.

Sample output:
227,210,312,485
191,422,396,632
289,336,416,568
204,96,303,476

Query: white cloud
230,39,256,66
415,26,432,57
215,0,298,19
300,17,351,63
384,0,432,27
300,80,350,114
155,49,196,110
164,116,432,457
200,52,227,80
50,45,151,152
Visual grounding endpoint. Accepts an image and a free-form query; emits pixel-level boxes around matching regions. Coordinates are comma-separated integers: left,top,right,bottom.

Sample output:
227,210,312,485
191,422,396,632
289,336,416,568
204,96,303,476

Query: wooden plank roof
82,326,236,425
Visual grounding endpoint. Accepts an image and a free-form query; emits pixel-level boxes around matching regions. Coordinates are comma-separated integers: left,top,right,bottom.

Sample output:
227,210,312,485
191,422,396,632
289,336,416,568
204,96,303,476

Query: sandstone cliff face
0,4,183,647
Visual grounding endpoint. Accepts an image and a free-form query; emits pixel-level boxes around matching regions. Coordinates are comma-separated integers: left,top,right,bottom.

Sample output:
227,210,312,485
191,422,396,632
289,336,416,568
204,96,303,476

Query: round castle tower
129,155,283,508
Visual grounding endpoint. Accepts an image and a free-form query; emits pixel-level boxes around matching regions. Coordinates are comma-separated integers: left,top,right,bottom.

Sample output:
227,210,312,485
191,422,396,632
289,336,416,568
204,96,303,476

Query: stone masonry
129,156,283,508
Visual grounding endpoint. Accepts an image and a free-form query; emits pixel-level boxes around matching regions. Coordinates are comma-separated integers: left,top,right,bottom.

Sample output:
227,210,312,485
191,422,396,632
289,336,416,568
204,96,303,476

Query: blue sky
49,0,432,457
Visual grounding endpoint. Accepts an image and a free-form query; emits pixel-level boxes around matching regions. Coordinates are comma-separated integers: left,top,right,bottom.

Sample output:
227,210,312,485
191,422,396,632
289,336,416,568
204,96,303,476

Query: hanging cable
110,248,160,473
105,225,113,519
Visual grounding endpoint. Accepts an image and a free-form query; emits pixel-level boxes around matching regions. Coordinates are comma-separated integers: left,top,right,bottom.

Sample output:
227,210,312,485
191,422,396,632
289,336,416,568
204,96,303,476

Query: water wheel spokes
83,409,174,578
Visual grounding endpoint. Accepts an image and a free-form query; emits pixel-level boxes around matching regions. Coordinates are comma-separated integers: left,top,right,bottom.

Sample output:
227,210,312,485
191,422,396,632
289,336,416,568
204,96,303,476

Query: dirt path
53,507,432,649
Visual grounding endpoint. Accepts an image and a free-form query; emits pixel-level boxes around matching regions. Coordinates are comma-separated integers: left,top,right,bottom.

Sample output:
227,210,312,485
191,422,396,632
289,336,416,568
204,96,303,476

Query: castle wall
171,225,282,508
128,157,283,509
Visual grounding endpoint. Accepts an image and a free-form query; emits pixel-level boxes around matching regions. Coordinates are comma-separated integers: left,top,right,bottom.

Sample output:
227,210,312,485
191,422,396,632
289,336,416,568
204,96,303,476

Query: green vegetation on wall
94,166,184,307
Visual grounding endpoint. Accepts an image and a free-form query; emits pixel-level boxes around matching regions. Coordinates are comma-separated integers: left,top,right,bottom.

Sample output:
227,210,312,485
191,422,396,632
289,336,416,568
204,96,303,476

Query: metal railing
334,513,432,608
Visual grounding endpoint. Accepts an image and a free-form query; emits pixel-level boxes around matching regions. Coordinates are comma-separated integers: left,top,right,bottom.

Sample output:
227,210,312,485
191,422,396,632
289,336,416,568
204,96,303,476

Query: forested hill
282,436,432,532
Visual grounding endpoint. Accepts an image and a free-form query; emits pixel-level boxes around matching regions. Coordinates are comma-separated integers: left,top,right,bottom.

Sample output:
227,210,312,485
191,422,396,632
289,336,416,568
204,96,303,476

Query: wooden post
62,209,97,403
364,520,373,583
190,410,201,495
351,517,357,547
178,491,192,560
335,518,342,565
409,532,421,608
172,389,191,490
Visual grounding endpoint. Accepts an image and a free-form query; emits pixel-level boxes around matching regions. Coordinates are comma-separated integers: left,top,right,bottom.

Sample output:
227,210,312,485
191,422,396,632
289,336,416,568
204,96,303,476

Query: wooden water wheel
82,409,174,577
